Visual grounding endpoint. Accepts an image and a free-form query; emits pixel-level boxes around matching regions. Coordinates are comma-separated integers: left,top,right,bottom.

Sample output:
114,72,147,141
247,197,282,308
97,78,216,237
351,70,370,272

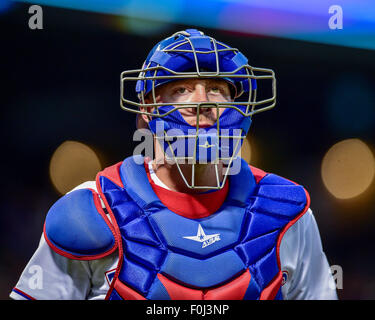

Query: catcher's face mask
120,29,276,190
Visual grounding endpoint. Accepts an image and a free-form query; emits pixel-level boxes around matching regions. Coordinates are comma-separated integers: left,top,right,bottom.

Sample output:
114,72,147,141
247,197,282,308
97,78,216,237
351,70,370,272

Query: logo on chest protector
183,224,221,248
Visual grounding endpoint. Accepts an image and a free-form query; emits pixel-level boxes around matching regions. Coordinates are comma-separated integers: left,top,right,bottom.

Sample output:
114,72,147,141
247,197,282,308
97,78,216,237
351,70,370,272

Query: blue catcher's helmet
120,29,276,190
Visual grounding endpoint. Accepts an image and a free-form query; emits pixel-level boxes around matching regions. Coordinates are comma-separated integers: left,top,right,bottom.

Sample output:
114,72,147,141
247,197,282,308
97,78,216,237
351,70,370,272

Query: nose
191,85,208,102
189,84,210,114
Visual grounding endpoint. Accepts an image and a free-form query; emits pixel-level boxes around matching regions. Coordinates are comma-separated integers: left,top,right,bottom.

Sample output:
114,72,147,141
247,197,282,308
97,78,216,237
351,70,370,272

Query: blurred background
1,0,375,300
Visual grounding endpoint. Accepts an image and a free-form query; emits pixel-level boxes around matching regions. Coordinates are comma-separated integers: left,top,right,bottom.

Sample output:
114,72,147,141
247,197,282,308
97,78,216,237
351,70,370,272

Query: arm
10,182,118,300
280,208,338,300
10,235,118,300
11,235,88,300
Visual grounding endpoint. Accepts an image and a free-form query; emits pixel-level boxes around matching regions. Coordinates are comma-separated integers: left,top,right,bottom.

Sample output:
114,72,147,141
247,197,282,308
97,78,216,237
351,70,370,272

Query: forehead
159,78,231,92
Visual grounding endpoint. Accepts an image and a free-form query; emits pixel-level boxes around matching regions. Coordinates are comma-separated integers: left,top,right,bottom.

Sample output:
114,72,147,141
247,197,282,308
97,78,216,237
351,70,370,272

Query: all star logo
183,224,221,248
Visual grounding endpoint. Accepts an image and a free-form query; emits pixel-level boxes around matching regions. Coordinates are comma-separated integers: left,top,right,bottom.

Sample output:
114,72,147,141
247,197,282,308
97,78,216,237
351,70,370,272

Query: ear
139,91,161,120
136,114,149,129
137,88,164,128
138,97,155,129
139,103,153,124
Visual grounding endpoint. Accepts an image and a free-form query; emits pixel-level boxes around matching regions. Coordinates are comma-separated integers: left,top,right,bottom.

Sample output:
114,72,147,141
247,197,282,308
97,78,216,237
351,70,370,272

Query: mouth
191,122,216,128
196,124,211,128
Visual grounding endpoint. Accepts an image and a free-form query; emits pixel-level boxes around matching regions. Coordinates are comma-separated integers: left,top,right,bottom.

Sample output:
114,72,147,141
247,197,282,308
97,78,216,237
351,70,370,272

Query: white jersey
10,165,338,300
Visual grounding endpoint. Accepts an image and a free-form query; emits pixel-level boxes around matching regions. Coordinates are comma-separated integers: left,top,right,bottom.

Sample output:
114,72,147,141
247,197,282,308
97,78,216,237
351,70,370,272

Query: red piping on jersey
43,189,118,261
276,187,311,269
12,287,36,300
95,162,125,300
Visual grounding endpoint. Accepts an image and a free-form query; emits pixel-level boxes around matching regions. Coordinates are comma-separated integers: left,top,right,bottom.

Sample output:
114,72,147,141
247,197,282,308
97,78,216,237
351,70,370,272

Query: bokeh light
321,139,375,199
49,140,102,195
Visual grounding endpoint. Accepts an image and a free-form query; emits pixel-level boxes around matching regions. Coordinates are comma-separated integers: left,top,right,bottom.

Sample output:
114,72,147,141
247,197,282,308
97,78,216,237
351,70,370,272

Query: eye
175,87,187,94
209,87,220,93
209,86,225,95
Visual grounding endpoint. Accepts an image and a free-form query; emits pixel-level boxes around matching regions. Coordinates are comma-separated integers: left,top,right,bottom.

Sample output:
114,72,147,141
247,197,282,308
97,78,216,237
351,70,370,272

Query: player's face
144,79,233,127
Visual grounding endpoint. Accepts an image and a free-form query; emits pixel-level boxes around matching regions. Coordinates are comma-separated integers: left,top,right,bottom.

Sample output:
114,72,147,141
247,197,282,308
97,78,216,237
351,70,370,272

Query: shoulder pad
44,188,117,260
254,172,310,220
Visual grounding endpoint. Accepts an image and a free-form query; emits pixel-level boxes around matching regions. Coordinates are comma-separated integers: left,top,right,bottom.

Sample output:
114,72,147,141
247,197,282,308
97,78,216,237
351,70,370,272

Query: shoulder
250,164,308,190
249,164,310,218
280,208,315,248
44,181,117,260
279,207,323,268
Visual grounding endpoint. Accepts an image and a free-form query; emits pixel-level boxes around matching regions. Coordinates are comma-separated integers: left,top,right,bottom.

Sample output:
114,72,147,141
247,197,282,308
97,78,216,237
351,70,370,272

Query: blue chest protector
44,155,308,299
95,156,308,300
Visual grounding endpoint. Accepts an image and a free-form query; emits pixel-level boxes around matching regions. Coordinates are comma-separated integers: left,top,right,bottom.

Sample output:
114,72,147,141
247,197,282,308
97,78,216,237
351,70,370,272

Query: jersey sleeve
10,233,118,300
10,181,118,300
279,208,338,300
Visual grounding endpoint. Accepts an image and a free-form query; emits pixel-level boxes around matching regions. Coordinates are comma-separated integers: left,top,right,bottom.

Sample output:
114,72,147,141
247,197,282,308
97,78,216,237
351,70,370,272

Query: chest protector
94,155,309,300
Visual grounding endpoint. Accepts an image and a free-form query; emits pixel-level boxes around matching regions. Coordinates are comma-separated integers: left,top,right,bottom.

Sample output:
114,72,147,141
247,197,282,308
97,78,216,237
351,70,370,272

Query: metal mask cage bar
121,64,276,118
122,32,275,118
153,130,245,189
165,132,244,190
157,101,246,189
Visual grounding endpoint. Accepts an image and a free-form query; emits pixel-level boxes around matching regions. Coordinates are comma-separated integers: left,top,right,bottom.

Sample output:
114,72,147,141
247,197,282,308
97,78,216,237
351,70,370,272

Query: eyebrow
169,79,230,87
